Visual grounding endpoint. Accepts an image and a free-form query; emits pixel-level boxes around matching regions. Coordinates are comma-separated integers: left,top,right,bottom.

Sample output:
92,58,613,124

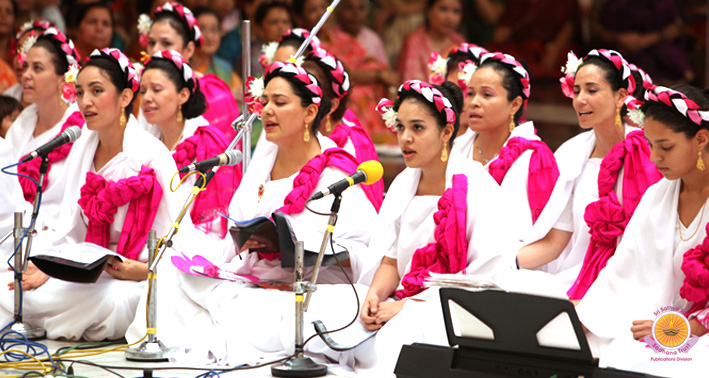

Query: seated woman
576,85,709,376
140,2,238,140
140,49,238,238
453,52,561,259
0,48,184,341
126,61,378,364
297,80,506,374
6,27,83,229
302,48,383,210
517,50,662,296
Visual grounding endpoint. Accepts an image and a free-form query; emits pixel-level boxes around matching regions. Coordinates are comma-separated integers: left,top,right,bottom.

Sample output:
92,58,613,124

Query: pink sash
173,125,242,237
257,148,361,261
328,110,384,211
198,74,239,140
18,111,85,203
681,223,709,316
78,166,163,261
568,130,662,299
396,174,469,299
488,136,559,223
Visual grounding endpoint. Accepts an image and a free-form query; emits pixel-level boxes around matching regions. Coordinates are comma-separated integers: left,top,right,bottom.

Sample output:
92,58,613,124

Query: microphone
20,126,82,163
309,160,383,201
178,150,243,173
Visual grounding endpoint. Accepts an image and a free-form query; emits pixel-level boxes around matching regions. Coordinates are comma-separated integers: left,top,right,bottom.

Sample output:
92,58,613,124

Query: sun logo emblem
653,312,690,349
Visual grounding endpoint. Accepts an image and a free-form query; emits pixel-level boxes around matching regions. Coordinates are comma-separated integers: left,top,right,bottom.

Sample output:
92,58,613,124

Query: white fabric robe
6,103,81,229
0,116,187,341
0,137,28,258
576,178,709,377
126,133,378,365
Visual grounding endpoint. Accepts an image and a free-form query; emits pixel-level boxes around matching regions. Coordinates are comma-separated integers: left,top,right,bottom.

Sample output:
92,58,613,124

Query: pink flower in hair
62,84,77,103
560,73,575,98
245,76,264,114
428,52,447,85
376,98,397,131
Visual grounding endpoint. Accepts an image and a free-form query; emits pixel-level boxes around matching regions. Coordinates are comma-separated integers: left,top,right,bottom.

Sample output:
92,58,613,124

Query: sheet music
32,242,122,265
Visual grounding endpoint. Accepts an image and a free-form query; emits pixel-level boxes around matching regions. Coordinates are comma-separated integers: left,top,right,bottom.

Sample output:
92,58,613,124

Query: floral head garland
149,2,203,48
136,14,152,48
245,61,323,114
429,44,488,88
143,49,197,94
428,52,448,85
259,28,321,69
479,52,531,107
89,48,141,94
305,48,351,100
560,49,636,99
636,85,709,128
376,80,456,131
15,20,53,67
28,27,81,102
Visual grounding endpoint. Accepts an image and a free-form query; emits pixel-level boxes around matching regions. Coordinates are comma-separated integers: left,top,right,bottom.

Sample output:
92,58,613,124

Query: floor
0,338,341,378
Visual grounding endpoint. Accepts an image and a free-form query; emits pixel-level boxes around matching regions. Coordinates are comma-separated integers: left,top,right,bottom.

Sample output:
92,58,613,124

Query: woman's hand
7,262,49,290
361,293,384,330
374,300,406,327
240,238,266,253
104,257,148,281
631,319,653,340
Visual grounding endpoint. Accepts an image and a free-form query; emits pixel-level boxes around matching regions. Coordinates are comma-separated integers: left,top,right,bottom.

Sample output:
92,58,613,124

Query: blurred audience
67,2,114,61
462,0,503,46
376,0,425,67
334,0,387,65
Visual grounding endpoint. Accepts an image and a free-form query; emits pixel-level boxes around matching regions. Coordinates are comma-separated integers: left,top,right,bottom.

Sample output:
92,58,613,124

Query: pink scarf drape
681,223,709,316
568,130,662,299
198,74,239,140
328,110,384,211
173,125,242,237
395,174,469,299
257,148,361,261
78,166,163,261
18,111,85,203
488,136,559,223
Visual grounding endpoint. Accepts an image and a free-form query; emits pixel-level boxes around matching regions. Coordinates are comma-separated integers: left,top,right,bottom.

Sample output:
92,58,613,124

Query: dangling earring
698,151,705,171
177,105,183,123
325,117,332,133
303,123,310,142
509,115,515,133
615,108,622,128
59,90,65,106
440,143,448,162
119,109,127,127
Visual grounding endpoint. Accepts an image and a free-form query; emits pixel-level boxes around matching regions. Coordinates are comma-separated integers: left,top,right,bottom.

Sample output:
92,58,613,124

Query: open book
30,242,123,283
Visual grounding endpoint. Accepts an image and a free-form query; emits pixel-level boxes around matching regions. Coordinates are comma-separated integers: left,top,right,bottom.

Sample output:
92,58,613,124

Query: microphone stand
125,230,173,361
271,242,328,378
241,19,252,174
1,212,45,339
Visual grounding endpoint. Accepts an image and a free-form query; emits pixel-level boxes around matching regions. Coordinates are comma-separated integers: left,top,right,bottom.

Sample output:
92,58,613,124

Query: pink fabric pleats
78,166,163,261
396,174,469,299
681,222,709,316
198,74,239,140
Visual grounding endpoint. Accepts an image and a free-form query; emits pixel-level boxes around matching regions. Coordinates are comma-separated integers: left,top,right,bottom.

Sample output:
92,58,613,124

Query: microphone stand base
125,339,174,362
271,356,328,377
2,321,46,340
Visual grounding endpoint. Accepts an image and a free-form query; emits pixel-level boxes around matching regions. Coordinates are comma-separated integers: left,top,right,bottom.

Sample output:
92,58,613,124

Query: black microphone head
225,150,243,166
64,125,82,142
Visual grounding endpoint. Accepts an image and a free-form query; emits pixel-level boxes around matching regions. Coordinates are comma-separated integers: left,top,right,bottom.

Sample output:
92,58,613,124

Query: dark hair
577,56,622,92
255,1,293,26
143,59,207,119
153,8,192,49
478,59,527,123
645,85,709,139
193,6,221,24
395,81,463,147
0,95,22,120
278,32,316,55
81,57,136,114
68,1,114,30
32,38,70,76
292,0,306,16
264,71,332,135
301,59,351,122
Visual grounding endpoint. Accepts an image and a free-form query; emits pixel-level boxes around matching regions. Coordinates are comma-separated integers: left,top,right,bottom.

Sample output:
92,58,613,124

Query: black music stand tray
394,288,660,378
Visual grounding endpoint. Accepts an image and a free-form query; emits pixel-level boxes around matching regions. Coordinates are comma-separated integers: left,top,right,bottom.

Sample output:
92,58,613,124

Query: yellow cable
169,170,206,192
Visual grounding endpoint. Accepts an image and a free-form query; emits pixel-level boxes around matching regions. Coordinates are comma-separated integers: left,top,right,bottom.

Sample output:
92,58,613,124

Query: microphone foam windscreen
358,160,383,185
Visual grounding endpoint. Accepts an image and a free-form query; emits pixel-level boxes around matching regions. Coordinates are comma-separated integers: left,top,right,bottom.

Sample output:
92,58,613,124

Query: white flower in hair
21,34,37,54
562,51,582,75
628,109,645,128
248,77,265,100
137,14,153,35
459,62,477,86
64,63,80,84
293,55,305,67
428,54,448,78
382,107,397,130
19,21,33,34
261,42,278,65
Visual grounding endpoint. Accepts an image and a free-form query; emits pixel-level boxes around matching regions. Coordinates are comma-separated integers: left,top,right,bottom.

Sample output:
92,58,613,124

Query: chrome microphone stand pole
241,20,252,173
291,0,342,61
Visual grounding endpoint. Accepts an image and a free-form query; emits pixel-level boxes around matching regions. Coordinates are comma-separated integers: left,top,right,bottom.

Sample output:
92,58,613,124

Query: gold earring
177,105,183,123
615,108,622,128
303,123,310,142
59,91,65,106
325,117,332,133
440,143,448,162
119,109,127,127
698,151,705,171
509,115,515,133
